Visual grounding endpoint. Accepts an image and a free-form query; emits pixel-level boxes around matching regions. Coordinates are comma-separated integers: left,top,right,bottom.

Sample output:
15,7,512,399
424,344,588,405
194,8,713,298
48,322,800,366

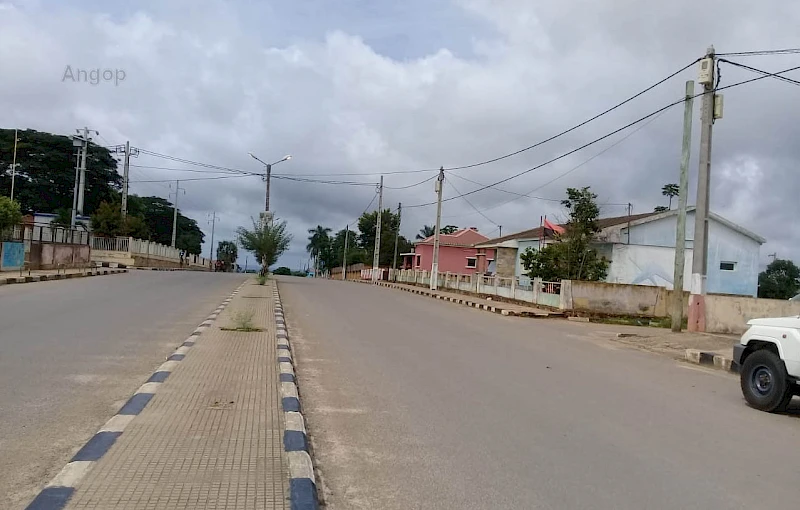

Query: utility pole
626,203,633,244
430,167,445,291
498,225,502,237
342,225,349,281
111,142,139,218
371,176,384,282
392,202,401,280
672,80,695,333
768,252,777,262
10,129,18,201
208,212,219,262
689,45,717,332
170,180,185,248
71,127,98,227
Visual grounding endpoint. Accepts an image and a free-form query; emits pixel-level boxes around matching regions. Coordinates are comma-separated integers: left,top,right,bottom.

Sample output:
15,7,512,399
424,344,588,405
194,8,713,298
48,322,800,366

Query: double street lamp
248,152,291,225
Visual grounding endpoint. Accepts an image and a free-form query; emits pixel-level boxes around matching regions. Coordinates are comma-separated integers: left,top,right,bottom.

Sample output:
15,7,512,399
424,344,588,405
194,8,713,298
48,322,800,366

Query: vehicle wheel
740,349,793,412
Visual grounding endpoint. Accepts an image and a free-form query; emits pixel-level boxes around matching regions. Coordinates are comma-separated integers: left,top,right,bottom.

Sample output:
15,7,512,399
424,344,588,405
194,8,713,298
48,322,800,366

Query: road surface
279,277,800,510
0,271,246,509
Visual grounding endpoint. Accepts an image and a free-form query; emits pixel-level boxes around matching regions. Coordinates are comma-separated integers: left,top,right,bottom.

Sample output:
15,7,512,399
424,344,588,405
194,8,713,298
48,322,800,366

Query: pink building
401,228,496,274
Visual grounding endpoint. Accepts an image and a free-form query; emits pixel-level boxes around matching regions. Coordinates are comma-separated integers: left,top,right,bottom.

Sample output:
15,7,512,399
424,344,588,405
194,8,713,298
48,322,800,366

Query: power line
130,164,250,175
717,48,800,57
439,58,700,172
405,63,800,209
138,148,253,175
446,172,563,203
446,179,499,227
719,58,800,88
383,174,438,190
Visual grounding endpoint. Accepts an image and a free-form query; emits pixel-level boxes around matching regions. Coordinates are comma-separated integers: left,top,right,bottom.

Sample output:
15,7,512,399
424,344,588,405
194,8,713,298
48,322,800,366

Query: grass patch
257,274,267,285
221,308,263,332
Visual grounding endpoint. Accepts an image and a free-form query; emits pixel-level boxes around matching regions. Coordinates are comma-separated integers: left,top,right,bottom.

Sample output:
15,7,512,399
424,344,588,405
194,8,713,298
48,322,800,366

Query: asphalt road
0,271,246,509
279,277,800,510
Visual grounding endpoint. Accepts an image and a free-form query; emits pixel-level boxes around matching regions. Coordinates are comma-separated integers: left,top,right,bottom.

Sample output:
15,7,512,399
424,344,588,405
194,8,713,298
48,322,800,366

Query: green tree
51,208,73,229
237,218,292,276
0,129,121,215
129,196,204,254
416,225,435,240
440,225,459,235
0,196,22,238
90,200,150,238
358,209,411,267
662,183,679,210
520,187,609,282
216,240,238,272
758,259,800,299
273,266,292,276
306,225,332,273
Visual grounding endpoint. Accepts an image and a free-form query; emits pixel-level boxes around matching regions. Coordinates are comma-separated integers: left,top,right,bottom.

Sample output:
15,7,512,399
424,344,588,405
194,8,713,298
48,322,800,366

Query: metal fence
3,224,91,244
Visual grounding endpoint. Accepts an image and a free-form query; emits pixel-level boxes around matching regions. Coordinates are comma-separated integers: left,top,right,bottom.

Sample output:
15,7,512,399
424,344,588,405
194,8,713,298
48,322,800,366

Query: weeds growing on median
257,274,267,285
221,308,263,332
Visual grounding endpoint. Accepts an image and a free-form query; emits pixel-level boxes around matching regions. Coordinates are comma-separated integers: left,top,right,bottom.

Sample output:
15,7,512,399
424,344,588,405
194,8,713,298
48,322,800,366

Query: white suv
735,316,800,412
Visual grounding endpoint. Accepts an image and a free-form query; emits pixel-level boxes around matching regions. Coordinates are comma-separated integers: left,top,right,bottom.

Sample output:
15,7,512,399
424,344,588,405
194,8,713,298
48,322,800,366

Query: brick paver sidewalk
64,280,288,509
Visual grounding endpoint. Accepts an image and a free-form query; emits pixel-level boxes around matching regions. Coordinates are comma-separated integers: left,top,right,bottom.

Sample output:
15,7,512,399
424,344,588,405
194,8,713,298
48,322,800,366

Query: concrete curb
353,279,555,318
273,282,320,510
685,349,739,373
23,280,247,510
0,269,127,286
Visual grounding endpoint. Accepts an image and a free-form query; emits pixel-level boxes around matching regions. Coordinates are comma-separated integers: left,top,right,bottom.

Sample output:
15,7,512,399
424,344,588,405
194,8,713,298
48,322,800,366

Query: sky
1,0,799,270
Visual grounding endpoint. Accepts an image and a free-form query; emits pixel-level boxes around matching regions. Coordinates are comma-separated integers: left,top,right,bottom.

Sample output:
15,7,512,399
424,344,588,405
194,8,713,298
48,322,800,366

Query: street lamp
248,153,291,222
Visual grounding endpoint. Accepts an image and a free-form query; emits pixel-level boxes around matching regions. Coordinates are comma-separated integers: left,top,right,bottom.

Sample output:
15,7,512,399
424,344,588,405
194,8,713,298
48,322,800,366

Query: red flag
543,218,565,236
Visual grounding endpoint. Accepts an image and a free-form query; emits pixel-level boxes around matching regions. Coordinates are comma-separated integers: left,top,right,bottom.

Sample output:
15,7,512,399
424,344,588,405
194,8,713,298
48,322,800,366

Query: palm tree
416,225,435,240
236,218,292,276
661,183,679,209
306,225,332,274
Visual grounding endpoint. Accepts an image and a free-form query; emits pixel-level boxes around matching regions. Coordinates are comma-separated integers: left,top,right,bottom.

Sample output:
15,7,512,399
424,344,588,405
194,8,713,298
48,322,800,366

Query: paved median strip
23,281,247,510
274,283,320,510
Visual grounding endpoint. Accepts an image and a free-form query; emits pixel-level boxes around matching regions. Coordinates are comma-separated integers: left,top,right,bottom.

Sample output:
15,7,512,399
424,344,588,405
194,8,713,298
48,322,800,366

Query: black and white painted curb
355,279,556,318
24,281,247,510
273,284,319,510
0,269,127,286
685,349,739,373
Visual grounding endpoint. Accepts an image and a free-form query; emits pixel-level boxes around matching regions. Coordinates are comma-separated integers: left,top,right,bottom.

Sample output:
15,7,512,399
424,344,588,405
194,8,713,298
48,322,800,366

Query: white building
475,208,765,296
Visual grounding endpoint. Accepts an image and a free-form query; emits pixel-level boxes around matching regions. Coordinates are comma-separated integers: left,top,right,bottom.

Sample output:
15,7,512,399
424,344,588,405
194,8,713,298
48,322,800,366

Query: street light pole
248,152,291,226
10,129,18,201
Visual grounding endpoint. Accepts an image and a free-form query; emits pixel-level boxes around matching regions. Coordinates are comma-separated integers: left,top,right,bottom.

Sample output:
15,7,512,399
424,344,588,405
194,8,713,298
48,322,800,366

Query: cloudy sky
1,0,799,269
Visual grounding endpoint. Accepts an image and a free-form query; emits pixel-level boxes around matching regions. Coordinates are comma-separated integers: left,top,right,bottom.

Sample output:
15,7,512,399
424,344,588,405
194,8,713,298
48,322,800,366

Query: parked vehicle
735,316,800,412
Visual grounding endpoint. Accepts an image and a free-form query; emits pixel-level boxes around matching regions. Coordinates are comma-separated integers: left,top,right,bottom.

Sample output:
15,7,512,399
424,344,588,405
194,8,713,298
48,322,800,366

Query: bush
0,196,22,237
273,267,292,276
257,274,267,285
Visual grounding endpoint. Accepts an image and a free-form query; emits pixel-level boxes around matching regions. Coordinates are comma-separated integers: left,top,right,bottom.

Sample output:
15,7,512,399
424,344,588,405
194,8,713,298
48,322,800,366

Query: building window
416,255,421,267
466,257,477,268
720,261,737,271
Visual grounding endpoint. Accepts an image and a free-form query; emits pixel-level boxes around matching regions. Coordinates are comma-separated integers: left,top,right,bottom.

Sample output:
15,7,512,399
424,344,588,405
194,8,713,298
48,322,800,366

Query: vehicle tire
740,349,793,412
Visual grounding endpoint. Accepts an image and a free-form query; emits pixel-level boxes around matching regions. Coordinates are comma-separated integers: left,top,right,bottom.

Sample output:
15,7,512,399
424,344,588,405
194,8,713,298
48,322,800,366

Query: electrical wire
717,48,800,57
446,172,564,203
446,179,499,227
439,58,700,172
405,63,800,210
130,164,253,175
383,174,438,190
138,149,253,175
719,59,800,87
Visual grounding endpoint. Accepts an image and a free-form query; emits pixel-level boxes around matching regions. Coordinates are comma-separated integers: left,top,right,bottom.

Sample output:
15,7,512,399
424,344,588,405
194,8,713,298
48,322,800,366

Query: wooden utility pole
672,80,695,332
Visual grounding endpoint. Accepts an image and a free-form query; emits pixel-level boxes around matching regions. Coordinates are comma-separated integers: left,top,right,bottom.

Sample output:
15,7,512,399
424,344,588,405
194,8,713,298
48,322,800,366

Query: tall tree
0,129,121,215
661,183,679,210
217,240,238,271
306,225,332,273
758,259,800,299
237,218,292,276
416,225,435,240
129,196,204,254
358,209,411,267
520,187,609,282
90,200,149,238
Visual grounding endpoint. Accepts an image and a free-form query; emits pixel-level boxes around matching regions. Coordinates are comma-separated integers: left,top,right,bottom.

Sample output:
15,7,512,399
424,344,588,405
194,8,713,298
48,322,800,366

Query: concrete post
533,277,542,305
